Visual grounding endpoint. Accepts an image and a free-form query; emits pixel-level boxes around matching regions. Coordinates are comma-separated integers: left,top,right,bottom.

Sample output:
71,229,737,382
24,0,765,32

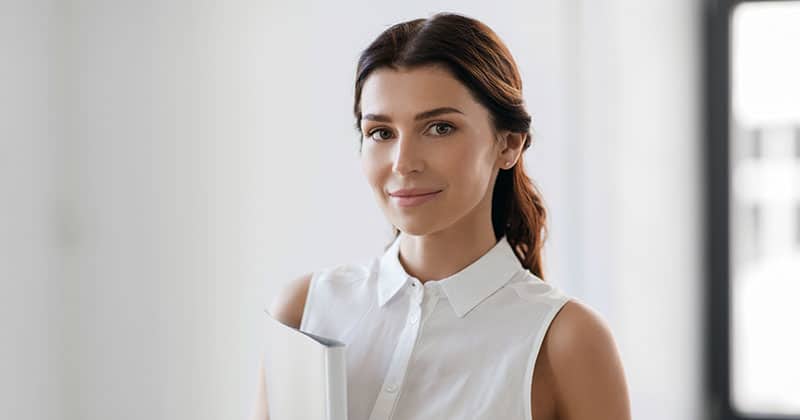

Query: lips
388,188,443,197
389,189,443,208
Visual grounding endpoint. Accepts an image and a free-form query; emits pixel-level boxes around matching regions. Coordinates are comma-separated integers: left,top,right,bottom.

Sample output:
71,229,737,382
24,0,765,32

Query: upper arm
268,272,313,329
250,272,313,420
543,300,632,420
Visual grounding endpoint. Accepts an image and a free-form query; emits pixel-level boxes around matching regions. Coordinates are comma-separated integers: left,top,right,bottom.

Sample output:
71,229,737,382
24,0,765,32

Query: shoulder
267,259,374,329
542,299,632,420
506,271,569,305
268,272,313,329
546,299,613,352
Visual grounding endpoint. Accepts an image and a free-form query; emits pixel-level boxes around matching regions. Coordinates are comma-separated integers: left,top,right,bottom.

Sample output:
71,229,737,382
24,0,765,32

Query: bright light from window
730,1,800,416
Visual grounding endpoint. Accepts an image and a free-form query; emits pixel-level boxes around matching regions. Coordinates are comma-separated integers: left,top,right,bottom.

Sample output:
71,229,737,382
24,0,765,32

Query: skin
251,65,631,420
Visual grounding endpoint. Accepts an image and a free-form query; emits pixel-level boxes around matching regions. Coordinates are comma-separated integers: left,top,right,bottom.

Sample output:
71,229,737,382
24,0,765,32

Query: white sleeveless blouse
298,233,573,420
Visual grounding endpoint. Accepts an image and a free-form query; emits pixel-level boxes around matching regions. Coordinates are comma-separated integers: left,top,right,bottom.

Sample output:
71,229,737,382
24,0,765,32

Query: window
796,202,800,246
705,1,800,419
750,128,761,159
794,125,800,158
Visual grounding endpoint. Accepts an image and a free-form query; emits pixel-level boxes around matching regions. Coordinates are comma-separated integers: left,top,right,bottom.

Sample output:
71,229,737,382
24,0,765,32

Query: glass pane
730,1,800,416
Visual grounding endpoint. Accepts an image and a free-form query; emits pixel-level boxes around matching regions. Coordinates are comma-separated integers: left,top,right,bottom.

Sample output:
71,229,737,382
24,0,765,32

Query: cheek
445,143,484,176
441,143,492,196
361,149,387,193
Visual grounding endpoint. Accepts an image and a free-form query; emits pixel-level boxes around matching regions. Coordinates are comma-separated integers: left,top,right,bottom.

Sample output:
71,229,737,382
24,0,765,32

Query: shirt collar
377,233,523,318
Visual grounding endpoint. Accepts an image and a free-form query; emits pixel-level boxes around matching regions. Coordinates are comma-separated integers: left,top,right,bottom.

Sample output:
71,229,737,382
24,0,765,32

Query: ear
496,130,526,169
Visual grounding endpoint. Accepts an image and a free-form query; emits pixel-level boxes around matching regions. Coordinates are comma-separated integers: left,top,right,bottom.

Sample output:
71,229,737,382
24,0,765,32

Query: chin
390,216,449,237
395,225,429,237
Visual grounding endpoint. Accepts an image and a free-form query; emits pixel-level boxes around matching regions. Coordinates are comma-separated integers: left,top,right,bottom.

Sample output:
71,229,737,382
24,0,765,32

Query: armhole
298,270,318,332
523,294,572,420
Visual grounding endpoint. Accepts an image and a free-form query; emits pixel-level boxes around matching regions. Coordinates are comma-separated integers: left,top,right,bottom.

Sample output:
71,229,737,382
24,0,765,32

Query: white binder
263,309,348,420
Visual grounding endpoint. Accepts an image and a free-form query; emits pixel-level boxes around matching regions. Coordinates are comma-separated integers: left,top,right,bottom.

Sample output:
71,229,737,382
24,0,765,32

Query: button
386,383,398,393
409,313,419,325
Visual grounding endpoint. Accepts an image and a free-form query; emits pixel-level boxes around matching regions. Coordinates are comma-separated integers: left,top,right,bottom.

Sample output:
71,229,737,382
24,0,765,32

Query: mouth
389,190,443,208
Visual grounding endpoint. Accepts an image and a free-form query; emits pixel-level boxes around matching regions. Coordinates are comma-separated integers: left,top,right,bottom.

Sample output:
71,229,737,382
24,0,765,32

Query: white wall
576,2,704,419
0,1,704,419
0,1,65,419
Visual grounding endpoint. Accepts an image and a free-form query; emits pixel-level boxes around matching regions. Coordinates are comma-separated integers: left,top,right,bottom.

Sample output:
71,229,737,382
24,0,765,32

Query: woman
252,12,631,420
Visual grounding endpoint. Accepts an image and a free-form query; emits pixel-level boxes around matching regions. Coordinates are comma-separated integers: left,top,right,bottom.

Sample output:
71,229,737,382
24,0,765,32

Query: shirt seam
523,294,572,420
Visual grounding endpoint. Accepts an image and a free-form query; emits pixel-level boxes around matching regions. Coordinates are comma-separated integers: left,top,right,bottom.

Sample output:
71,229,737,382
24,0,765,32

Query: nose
392,132,424,175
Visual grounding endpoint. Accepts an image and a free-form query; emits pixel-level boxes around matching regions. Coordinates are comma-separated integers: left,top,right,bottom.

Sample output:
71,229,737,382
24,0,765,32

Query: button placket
419,286,441,326
368,280,425,420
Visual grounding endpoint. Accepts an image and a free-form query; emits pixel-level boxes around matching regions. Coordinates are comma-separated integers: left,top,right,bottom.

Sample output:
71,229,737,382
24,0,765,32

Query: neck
397,225,498,284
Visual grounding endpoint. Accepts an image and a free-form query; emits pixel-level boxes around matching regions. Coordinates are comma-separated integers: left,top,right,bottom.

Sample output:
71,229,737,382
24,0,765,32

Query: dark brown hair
352,12,549,280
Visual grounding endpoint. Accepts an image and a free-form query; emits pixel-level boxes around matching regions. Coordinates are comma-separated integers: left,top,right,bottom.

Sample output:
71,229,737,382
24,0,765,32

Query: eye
426,122,455,136
366,128,393,142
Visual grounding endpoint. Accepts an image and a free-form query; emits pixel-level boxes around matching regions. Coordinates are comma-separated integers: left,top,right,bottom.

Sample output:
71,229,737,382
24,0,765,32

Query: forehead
359,65,483,118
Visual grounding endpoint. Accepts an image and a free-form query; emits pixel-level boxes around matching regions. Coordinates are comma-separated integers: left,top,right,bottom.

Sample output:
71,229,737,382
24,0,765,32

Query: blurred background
1,0,797,419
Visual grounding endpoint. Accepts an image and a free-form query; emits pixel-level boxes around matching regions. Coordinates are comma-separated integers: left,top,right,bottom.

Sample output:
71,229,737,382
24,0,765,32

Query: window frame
704,1,800,419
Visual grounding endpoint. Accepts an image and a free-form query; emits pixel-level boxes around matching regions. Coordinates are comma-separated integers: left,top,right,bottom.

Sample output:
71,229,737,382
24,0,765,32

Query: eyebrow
362,107,464,123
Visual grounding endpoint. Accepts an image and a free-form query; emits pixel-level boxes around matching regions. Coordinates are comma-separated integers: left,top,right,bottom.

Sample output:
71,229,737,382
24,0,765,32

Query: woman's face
359,65,515,236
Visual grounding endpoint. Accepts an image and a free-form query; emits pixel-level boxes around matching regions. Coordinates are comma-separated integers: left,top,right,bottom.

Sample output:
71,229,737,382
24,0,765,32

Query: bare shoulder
267,272,313,329
252,272,313,420
543,299,632,420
